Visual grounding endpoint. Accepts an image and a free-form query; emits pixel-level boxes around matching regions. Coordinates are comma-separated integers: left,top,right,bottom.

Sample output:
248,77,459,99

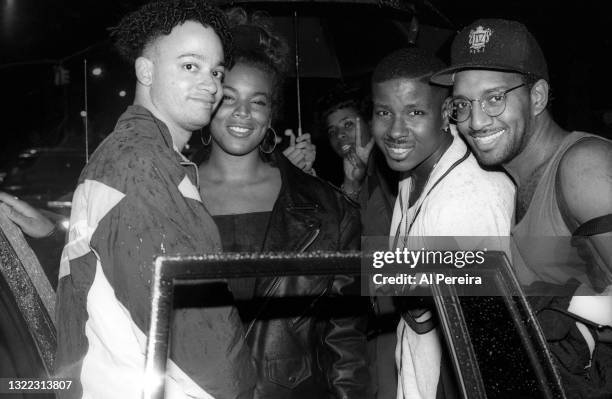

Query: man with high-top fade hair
54,1,255,398
372,47,514,399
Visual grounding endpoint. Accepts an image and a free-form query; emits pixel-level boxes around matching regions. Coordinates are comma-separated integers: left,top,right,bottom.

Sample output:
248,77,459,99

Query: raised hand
343,117,375,183
282,129,317,174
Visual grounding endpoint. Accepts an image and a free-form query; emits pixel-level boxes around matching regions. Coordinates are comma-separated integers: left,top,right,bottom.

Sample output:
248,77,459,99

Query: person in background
54,1,256,398
316,83,396,235
316,84,398,399
196,8,371,398
431,18,612,397
371,47,515,399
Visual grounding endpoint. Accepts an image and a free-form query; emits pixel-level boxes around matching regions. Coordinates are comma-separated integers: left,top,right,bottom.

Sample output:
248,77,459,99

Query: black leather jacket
238,154,371,399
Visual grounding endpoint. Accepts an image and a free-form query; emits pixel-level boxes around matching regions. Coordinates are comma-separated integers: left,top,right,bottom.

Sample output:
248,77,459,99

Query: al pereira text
372,272,482,286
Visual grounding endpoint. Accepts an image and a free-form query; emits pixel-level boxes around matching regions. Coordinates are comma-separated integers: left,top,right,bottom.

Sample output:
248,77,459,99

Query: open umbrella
226,0,453,76
222,0,455,134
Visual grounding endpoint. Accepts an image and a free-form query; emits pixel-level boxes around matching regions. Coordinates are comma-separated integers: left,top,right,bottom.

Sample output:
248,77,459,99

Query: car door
0,211,56,398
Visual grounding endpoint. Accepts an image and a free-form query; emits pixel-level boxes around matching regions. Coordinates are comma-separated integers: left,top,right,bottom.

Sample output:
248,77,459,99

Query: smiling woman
196,8,371,399
209,63,273,158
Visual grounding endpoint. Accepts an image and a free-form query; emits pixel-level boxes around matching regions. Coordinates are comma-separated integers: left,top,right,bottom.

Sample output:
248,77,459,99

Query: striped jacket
55,105,255,399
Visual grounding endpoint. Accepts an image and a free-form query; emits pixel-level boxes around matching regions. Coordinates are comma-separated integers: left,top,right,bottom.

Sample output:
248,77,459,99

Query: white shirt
390,130,515,399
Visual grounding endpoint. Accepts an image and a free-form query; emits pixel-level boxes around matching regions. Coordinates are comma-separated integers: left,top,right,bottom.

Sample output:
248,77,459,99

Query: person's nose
232,101,250,118
197,71,218,94
469,100,493,131
389,116,407,139
336,127,348,140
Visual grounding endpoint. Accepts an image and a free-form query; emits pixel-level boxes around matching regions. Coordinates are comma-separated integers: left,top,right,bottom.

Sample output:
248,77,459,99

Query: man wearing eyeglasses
432,18,612,397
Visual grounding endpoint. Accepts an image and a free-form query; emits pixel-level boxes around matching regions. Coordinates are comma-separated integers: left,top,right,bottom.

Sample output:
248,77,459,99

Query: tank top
212,211,271,303
511,131,610,285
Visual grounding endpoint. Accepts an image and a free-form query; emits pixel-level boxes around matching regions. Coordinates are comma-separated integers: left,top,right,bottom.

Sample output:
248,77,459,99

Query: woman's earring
259,127,278,154
201,129,212,146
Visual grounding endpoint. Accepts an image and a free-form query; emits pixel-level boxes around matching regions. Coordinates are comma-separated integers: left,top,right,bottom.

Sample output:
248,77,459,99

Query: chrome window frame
143,251,566,399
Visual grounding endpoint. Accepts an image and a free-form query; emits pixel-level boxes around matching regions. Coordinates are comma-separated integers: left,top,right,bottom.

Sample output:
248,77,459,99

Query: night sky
1,0,611,169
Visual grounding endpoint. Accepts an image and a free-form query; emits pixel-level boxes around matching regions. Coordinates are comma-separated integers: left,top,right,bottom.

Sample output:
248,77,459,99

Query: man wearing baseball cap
432,19,612,396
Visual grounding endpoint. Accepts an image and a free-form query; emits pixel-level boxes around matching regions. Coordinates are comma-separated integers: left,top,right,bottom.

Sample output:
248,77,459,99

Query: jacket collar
118,105,199,185
119,105,180,157
274,153,322,211
261,153,322,252
397,128,468,205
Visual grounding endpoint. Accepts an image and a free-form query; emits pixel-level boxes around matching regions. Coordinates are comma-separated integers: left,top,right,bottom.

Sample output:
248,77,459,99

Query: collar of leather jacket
261,153,326,253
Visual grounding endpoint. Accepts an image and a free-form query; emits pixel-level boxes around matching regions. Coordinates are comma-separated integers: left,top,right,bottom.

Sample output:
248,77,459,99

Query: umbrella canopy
224,0,454,78
220,0,454,134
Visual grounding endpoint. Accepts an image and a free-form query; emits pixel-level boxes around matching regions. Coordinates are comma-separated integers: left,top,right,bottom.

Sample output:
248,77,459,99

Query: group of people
0,0,610,398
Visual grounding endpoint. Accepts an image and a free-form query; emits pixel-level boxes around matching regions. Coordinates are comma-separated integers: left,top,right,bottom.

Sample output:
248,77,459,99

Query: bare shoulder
560,136,612,167
558,137,612,222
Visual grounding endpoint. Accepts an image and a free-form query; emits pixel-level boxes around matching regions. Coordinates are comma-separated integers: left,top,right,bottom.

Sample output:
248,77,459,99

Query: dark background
1,0,611,175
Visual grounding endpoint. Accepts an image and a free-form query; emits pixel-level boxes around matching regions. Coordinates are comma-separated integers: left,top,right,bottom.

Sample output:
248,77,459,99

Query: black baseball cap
431,19,549,86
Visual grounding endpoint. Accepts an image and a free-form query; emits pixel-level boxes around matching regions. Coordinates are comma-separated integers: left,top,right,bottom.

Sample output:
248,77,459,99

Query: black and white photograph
0,0,611,398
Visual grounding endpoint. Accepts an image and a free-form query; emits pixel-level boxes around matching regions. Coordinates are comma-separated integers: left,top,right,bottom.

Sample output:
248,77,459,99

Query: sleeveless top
511,131,610,286
212,211,270,253
212,211,271,303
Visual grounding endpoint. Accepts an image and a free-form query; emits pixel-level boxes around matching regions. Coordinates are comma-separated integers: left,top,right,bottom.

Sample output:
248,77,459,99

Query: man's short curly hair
372,47,447,85
111,0,233,65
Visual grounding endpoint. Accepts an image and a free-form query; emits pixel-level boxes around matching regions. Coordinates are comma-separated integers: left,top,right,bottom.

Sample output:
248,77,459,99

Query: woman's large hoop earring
259,127,278,154
201,129,212,146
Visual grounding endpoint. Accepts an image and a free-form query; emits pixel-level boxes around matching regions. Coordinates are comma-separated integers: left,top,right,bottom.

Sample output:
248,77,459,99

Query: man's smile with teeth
470,128,506,149
384,138,413,148
384,138,415,159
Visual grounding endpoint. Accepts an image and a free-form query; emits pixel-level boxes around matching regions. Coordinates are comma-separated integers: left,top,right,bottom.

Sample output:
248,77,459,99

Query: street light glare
91,67,102,76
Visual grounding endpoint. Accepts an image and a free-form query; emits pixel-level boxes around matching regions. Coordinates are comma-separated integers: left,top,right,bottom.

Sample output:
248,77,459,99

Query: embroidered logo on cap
469,26,492,53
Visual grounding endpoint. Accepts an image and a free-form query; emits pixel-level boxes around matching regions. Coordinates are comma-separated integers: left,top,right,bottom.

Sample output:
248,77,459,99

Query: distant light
80,110,87,117
91,67,103,76
119,90,127,97
47,201,72,209
4,0,16,38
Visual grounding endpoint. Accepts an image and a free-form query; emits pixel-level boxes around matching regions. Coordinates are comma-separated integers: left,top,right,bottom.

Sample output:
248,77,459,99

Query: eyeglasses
448,83,526,123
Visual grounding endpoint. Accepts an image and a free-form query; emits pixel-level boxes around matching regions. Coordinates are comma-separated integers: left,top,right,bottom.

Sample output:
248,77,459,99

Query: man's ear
441,97,451,130
135,56,153,87
530,79,549,116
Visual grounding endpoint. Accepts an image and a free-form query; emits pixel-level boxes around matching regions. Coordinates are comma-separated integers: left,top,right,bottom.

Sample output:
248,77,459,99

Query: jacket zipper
296,228,320,253
290,287,328,329
244,228,320,338
179,161,199,188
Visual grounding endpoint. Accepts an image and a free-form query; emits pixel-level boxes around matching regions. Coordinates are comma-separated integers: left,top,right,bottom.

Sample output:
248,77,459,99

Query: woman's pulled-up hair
225,7,290,122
